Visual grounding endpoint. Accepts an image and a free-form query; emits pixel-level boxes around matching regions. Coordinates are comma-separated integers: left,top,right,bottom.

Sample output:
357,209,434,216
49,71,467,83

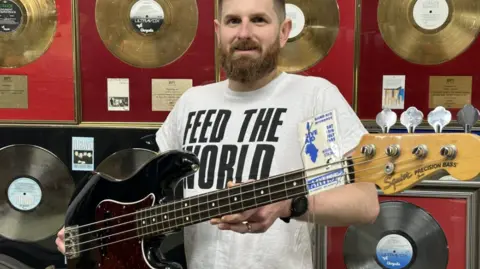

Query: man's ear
214,19,221,44
279,18,292,48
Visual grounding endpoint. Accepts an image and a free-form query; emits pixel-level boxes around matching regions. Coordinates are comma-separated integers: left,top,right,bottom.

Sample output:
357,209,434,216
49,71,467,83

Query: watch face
293,196,308,213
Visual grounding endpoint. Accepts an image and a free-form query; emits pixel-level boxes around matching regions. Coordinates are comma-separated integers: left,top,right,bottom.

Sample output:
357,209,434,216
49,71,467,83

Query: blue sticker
376,234,413,269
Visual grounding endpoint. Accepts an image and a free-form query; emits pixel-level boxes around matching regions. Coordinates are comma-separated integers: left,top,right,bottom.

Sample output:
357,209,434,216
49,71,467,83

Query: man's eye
227,18,241,24
252,17,266,23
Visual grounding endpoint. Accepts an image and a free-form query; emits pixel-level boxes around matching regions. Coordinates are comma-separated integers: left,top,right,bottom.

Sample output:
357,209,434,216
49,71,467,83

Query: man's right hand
56,227,65,254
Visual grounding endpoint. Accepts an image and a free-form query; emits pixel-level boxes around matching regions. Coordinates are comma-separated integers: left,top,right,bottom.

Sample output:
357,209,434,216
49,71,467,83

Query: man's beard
219,38,280,84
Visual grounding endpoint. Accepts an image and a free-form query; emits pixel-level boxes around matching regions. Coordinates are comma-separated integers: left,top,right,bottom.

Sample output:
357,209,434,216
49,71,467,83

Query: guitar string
64,153,441,254
64,155,455,256
66,154,379,232
66,153,425,244
65,154,389,240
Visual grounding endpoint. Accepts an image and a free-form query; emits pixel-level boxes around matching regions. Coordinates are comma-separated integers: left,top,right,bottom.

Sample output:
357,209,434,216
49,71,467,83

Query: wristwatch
280,196,309,223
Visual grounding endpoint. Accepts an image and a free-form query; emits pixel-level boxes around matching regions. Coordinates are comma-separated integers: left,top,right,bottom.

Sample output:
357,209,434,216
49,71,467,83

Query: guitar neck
135,164,350,236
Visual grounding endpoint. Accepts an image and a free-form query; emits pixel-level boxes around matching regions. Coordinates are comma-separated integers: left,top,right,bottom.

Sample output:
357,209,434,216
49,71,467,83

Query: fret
207,193,221,217
217,189,230,216
269,175,288,201
145,208,152,236
254,179,271,206
181,199,193,226
240,183,255,209
198,194,209,220
154,206,162,234
159,203,165,232
285,171,306,198
189,196,201,223
228,185,242,213
166,202,176,230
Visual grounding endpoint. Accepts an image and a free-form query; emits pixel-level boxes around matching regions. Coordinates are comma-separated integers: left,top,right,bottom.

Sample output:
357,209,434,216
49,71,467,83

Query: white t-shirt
155,72,368,269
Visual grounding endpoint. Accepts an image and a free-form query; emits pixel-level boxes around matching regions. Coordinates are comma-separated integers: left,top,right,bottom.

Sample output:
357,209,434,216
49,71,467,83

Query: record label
285,3,305,39
7,177,42,211
0,0,22,33
412,0,449,30
375,234,413,269
130,0,164,35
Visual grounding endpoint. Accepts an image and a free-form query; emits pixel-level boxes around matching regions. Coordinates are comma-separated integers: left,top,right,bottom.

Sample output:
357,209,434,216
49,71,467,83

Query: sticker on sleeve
72,137,94,171
298,110,347,194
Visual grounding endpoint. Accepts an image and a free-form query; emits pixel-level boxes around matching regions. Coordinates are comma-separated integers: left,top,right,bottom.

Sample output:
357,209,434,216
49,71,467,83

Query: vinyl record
0,144,74,242
343,201,448,269
0,0,57,68
95,0,198,68
278,0,339,73
377,0,480,65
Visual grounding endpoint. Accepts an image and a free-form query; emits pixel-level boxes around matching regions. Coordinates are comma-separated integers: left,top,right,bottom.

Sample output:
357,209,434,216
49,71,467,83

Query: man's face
215,0,291,83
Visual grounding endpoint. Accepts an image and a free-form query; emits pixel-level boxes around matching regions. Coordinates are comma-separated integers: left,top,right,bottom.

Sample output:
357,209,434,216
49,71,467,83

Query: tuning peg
400,107,423,133
376,108,397,133
457,104,479,133
427,106,451,133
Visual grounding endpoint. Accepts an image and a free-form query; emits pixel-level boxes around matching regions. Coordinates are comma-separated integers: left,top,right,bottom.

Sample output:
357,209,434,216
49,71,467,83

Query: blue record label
376,234,413,269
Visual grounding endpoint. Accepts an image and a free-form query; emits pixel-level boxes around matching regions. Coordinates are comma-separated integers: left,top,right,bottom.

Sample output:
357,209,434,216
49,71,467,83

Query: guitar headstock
352,105,480,194
351,133,480,194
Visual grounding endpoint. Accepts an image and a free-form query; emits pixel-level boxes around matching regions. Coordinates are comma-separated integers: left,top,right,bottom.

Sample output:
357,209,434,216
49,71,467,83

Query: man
56,0,379,267
155,0,379,268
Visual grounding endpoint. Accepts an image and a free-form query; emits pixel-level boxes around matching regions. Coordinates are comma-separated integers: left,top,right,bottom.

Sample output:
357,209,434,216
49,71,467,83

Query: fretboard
135,170,307,237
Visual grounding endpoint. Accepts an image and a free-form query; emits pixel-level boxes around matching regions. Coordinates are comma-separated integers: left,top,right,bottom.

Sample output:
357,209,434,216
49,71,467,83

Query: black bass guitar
63,133,480,269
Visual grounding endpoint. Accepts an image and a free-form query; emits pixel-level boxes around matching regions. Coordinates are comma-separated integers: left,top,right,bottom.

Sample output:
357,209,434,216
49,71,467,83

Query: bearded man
56,0,379,268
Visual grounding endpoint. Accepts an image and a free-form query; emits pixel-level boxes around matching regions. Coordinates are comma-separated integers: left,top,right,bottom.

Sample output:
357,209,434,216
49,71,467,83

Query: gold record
0,144,74,242
95,0,199,68
278,0,339,73
377,0,480,65
0,0,57,68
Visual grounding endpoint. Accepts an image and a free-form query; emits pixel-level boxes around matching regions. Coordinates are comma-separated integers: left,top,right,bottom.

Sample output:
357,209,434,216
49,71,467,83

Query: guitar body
64,150,200,269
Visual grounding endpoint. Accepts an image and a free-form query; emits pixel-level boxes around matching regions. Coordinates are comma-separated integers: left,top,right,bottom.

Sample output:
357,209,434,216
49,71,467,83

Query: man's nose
237,21,253,39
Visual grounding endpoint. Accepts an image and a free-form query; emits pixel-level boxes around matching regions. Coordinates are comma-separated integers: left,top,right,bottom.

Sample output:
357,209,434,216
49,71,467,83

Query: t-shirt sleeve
155,94,186,152
314,83,368,156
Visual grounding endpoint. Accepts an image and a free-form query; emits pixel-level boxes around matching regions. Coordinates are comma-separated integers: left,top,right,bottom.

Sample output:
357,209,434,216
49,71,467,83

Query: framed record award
216,0,357,105
316,188,479,269
0,0,76,123
78,0,216,124
355,0,480,122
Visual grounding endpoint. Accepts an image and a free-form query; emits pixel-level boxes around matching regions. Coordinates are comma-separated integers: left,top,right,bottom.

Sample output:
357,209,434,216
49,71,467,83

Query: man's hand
210,181,291,234
56,227,66,254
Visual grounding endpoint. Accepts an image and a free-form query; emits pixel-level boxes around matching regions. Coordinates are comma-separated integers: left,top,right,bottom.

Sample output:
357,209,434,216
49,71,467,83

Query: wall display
78,0,216,123
0,0,76,123
320,189,478,269
216,0,357,105
0,126,175,269
356,0,480,121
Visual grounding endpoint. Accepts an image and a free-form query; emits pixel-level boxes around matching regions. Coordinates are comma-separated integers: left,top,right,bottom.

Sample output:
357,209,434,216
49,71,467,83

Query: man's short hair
218,0,286,22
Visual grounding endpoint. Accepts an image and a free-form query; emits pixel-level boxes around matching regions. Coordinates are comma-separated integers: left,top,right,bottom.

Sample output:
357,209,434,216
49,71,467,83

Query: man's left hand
210,181,291,234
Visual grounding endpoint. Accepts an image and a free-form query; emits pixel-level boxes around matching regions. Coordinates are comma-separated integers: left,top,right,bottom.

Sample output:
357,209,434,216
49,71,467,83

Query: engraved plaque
429,76,472,108
0,75,28,109
152,79,192,111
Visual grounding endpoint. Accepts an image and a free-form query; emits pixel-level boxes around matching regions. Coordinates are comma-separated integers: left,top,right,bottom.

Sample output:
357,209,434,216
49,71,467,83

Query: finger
218,221,263,234
57,228,65,239
210,218,221,225
220,208,257,223
55,237,65,254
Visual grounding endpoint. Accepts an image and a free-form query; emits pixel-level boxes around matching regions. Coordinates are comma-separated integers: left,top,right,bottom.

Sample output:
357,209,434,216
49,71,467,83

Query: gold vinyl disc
95,0,199,68
278,0,339,73
0,0,57,68
0,144,74,242
377,0,480,65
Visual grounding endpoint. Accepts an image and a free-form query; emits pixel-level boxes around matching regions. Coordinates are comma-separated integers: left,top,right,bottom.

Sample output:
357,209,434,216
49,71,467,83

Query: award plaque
319,187,477,269
0,0,76,123
355,0,480,121
216,0,357,105
78,0,216,123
